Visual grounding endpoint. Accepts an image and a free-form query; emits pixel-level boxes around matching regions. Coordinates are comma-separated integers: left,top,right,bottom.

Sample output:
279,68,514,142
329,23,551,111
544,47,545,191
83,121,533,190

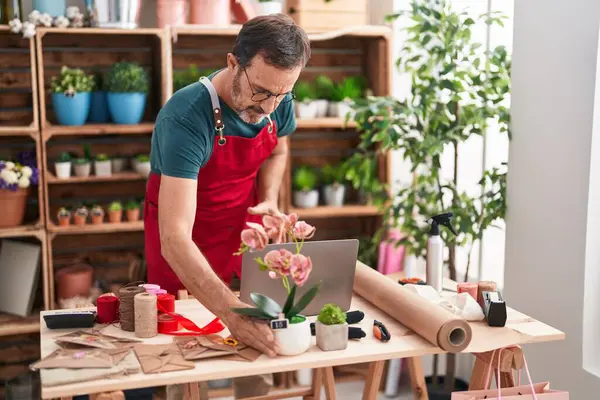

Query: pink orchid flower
292,221,316,240
241,222,268,250
264,249,293,275
262,214,287,244
290,254,313,286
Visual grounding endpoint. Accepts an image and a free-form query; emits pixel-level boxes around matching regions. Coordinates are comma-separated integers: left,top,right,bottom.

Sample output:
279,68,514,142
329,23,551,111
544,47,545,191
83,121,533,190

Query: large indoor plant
105,61,149,124
50,66,94,126
0,159,38,228
231,212,321,356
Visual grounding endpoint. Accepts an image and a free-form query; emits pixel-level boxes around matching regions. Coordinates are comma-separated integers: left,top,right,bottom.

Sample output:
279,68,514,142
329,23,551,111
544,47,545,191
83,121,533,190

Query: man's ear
226,53,237,72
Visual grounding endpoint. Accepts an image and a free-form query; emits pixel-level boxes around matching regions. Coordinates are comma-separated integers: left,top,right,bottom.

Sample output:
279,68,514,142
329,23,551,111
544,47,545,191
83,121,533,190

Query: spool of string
157,293,175,313
118,286,145,332
96,294,119,324
134,292,158,338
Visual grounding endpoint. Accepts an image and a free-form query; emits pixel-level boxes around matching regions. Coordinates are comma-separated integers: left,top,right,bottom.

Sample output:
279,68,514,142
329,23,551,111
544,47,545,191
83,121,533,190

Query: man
143,14,311,398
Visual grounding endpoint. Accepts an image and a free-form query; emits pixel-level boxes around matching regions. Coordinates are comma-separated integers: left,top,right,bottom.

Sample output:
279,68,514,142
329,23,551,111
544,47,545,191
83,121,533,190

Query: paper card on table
175,334,262,362
30,348,131,370
133,343,195,374
54,330,142,350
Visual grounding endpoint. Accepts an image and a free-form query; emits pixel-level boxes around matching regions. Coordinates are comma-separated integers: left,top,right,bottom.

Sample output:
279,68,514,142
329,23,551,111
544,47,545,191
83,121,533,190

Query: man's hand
248,200,280,217
224,302,280,358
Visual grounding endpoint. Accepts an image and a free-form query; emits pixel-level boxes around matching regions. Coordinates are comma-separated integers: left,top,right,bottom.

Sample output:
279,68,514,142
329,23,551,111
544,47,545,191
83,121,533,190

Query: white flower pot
328,101,354,119
255,1,283,15
74,163,91,178
295,101,318,119
324,184,346,206
273,317,311,356
55,161,71,179
316,321,349,351
313,99,329,118
135,161,151,177
111,157,126,173
293,190,319,208
296,369,313,386
94,160,112,177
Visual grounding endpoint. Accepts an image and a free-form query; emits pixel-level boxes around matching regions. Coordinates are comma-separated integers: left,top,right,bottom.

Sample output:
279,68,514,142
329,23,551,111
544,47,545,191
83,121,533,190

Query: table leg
407,357,428,400
183,382,201,400
362,360,385,400
469,348,523,390
303,368,323,400
323,367,337,400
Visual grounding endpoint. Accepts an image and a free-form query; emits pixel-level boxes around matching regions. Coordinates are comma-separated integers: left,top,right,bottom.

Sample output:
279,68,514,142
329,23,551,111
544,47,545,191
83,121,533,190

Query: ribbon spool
118,285,145,332
457,282,479,302
157,294,175,313
134,292,158,338
156,297,225,336
96,295,120,324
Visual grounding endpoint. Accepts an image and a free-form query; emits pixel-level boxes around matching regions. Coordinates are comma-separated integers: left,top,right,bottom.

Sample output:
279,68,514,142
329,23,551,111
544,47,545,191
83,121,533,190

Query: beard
231,70,266,124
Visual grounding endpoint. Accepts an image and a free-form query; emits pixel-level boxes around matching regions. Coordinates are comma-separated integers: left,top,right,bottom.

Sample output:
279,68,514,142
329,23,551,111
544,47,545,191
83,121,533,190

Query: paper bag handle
482,345,538,399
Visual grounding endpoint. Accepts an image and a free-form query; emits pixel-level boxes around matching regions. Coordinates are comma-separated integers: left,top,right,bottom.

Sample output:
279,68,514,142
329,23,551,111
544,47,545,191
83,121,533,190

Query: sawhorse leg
468,347,524,390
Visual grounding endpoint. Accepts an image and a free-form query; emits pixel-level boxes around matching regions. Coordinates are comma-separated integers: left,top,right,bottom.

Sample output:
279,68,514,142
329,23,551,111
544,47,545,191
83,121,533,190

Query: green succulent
50,66,94,94
317,303,346,325
136,154,150,162
293,166,318,191
293,81,317,103
125,200,139,210
74,157,90,165
96,154,109,161
315,75,335,100
56,152,71,163
108,201,122,211
105,62,149,93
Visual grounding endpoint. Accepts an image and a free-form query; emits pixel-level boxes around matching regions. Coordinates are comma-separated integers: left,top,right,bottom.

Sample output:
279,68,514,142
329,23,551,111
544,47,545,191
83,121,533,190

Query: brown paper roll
353,262,472,353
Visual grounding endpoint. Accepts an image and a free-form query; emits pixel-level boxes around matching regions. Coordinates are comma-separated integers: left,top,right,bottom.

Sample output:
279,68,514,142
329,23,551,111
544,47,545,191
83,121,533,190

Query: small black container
425,376,470,400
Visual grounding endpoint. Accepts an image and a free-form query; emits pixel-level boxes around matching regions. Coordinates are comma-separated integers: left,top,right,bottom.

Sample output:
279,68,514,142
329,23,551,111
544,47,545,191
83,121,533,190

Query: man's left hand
248,200,280,217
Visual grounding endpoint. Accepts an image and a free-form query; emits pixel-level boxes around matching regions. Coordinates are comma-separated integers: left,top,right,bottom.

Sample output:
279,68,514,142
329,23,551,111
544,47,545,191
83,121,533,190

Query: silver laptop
239,239,359,316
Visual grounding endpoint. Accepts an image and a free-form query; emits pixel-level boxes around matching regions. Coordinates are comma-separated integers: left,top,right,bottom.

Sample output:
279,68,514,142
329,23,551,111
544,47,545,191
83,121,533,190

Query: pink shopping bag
451,346,569,399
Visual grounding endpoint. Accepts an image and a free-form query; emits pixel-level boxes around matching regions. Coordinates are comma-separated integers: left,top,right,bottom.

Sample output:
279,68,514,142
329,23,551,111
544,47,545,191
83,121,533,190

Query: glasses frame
242,68,295,104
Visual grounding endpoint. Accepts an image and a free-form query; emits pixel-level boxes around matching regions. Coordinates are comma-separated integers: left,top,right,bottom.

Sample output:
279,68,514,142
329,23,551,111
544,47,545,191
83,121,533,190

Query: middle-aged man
143,14,310,396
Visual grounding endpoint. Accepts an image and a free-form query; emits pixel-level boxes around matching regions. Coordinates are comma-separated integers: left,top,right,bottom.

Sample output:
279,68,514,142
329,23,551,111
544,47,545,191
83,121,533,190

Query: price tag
270,318,288,330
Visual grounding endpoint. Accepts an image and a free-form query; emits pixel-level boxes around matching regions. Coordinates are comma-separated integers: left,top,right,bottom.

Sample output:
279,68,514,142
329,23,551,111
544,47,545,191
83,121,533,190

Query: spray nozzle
427,212,457,236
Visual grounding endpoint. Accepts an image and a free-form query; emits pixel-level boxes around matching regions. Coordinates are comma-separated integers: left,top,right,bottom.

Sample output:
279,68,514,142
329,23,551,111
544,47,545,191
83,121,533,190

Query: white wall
506,0,600,396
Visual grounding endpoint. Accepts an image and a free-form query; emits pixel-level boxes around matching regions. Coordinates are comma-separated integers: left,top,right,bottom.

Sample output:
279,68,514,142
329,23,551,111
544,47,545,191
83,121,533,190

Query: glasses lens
252,93,270,102
280,93,295,103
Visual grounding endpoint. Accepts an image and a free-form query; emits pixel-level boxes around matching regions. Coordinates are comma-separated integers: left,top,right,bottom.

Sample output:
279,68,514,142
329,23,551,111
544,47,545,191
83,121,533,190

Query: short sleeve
274,100,296,137
155,117,209,180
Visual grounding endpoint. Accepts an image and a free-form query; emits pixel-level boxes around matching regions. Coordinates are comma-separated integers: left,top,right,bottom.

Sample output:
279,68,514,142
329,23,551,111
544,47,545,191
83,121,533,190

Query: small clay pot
126,208,140,222
108,210,122,223
74,214,86,225
58,216,70,226
91,214,104,224
55,263,94,300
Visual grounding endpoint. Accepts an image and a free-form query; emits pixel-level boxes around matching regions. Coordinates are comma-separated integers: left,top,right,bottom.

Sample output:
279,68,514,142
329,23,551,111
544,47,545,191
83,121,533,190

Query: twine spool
97,294,120,324
477,281,497,307
134,292,158,338
118,286,145,332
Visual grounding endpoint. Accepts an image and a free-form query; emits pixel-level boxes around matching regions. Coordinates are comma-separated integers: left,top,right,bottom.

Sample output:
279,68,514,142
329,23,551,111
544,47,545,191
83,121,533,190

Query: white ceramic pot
94,160,112,177
324,184,346,206
111,157,126,173
55,161,72,179
293,190,319,208
74,162,91,178
313,99,329,118
328,101,354,119
315,321,349,351
273,317,311,356
296,369,313,386
255,0,283,15
295,101,318,119
135,161,151,177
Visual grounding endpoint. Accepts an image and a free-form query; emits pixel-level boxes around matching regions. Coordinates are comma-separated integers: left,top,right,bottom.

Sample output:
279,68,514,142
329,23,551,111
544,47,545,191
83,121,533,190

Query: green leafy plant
108,201,122,212
331,76,366,102
136,154,150,162
50,66,94,95
91,72,104,91
126,200,139,210
96,154,109,161
317,303,346,325
173,65,218,92
293,81,317,103
74,158,90,165
320,163,346,186
105,62,149,93
315,75,335,100
56,152,71,163
293,166,318,191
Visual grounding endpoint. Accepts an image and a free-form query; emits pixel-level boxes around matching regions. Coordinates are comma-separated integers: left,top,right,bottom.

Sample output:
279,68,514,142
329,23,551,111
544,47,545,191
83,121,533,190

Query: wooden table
38,291,565,400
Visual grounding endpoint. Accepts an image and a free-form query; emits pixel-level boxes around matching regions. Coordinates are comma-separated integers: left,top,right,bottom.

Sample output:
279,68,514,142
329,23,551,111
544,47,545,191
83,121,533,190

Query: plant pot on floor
295,101,318,119
316,321,348,351
323,183,345,206
293,190,319,208
107,93,147,124
52,92,91,126
73,159,91,178
88,91,110,123
273,316,311,356
255,0,283,15
0,188,28,228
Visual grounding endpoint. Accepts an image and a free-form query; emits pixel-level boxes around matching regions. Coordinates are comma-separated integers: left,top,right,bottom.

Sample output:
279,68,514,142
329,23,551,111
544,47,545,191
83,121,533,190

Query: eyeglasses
243,68,295,104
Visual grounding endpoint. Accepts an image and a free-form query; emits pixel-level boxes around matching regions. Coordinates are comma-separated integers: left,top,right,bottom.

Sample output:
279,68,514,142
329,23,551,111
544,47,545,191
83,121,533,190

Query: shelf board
0,311,41,337
173,24,392,39
289,205,381,218
48,220,144,235
37,27,161,36
0,126,38,137
42,123,154,138
0,225,44,239
47,171,145,184
296,118,356,129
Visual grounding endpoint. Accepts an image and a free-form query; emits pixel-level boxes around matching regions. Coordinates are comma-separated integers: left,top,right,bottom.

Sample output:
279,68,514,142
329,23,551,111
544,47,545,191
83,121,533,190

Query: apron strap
199,76,226,146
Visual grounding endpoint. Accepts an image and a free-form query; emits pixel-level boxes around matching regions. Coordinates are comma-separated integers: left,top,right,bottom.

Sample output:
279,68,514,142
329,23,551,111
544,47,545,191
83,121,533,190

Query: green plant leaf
286,282,322,318
282,284,297,315
229,307,272,320
249,293,282,319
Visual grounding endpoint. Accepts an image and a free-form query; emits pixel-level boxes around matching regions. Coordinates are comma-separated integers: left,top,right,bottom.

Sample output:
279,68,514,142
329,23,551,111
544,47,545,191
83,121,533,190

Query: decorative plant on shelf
321,163,347,207
329,76,366,119
134,154,151,177
89,71,110,123
0,159,39,228
94,154,111,177
73,205,88,225
126,200,141,222
231,212,321,356
50,66,94,126
293,81,317,119
54,152,72,179
57,207,71,227
173,65,218,92
108,201,122,223
90,205,104,224
340,153,386,206
314,74,335,118
348,0,511,394
292,166,319,208
73,157,91,178
316,303,348,351
105,61,149,124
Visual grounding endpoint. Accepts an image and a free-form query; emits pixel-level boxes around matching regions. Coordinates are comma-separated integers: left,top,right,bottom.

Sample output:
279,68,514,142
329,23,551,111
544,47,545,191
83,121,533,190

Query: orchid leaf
250,292,282,319
282,284,297,315
286,281,322,319
229,307,272,320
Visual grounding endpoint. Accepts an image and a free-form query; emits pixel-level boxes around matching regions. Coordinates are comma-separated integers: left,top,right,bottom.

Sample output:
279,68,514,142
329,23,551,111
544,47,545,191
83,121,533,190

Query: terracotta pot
55,264,94,300
0,188,28,228
190,0,231,25
91,214,104,224
126,208,140,222
74,214,87,225
156,0,188,28
108,210,122,223
58,216,70,226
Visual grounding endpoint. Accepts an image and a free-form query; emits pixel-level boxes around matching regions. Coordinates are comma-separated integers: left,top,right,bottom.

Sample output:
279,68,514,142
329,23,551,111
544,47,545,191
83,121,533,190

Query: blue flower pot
33,0,66,16
88,91,111,123
107,93,147,125
52,92,91,126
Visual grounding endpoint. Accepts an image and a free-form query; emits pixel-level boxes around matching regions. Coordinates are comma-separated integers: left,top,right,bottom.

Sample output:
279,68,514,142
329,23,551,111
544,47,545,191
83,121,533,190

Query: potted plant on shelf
315,303,348,351
54,152,72,179
126,200,140,221
107,201,122,223
105,61,149,125
111,154,126,173
293,166,319,208
88,72,110,123
57,207,71,227
73,157,91,178
0,160,38,228
94,154,112,177
328,76,365,119
321,163,346,207
50,66,94,126
230,212,320,356
134,154,151,177
255,0,283,15
314,75,334,118
73,205,88,225
293,81,318,120
90,205,104,224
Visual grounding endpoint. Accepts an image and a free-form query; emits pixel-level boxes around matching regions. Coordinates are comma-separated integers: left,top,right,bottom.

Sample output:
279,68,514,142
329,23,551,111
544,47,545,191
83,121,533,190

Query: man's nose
261,97,278,114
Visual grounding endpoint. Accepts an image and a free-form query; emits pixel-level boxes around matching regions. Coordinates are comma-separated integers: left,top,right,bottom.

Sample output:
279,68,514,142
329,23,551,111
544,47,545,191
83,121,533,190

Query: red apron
144,77,279,295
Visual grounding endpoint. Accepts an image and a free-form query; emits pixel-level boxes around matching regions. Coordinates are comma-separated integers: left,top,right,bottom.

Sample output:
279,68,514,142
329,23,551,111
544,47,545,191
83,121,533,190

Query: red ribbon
156,294,225,336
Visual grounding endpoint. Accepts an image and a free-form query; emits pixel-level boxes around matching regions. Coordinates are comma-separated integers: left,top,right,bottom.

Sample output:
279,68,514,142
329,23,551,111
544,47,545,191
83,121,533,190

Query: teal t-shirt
150,72,296,180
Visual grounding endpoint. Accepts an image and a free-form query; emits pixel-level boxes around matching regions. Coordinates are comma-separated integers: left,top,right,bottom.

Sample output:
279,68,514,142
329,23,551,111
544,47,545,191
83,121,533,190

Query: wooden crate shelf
42,122,154,140
0,226,44,240
48,220,144,235
289,205,381,219
0,312,41,337
46,171,146,184
296,118,356,129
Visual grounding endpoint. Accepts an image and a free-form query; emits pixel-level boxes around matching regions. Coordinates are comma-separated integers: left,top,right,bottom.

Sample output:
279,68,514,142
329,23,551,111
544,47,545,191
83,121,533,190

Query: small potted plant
126,200,140,221
315,303,348,351
111,154,126,173
105,61,149,125
94,154,112,177
107,201,122,223
73,205,88,225
293,166,319,208
293,81,318,120
134,154,151,177
90,204,104,224
54,152,72,179
328,76,365,119
73,157,91,177
255,0,283,15
50,66,94,126
314,75,334,118
88,72,110,123
231,212,320,356
321,163,346,207
56,207,71,227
